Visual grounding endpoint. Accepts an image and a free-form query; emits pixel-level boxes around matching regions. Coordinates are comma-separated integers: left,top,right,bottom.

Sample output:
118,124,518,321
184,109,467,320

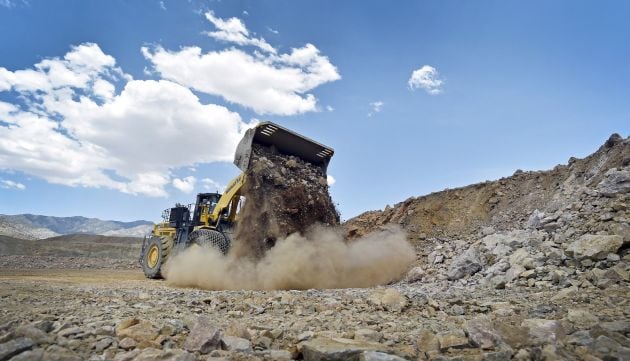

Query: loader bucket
234,122,334,173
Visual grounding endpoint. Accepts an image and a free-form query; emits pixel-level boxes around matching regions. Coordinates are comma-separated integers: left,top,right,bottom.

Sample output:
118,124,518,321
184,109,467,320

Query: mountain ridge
0,213,153,240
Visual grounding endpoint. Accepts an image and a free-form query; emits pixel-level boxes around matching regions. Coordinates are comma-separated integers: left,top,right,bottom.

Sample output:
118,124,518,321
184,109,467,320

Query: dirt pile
346,133,629,246
232,143,340,258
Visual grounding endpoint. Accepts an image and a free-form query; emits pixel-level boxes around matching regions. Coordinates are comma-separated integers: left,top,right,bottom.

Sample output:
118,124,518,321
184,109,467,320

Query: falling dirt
231,143,340,259
163,225,415,290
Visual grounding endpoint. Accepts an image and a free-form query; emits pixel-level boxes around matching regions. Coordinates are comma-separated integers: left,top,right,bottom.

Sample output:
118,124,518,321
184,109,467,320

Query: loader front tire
189,229,230,255
141,236,173,279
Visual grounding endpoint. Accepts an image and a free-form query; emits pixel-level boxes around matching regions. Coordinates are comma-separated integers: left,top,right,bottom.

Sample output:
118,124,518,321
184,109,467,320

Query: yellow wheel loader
140,122,334,279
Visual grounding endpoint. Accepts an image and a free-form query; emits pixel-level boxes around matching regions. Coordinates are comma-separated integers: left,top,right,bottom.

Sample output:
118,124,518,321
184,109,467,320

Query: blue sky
0,0,628,222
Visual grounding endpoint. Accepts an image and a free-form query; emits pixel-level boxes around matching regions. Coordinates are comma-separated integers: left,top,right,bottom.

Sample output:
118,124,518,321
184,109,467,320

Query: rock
527,210,545,229
301,337,389,361
116,320,159,344
256,349,293,360
404,267,425,282
92,337,113,352
565,234,623,260
42,345,81,361
550,286,578,302
0,338,34,361
14,326,53,345
354,329,383,343
597,168,630,196
221,336,251,352
567,309,599,328
488,275,507,289
57,327,82,338
298,331,315,342
29,321,53,334
567,330,593,346
118,337,137,350
508,249,534,269
113,349,141,361
437,329,469,350
133,348,195,361
505,265,525,282
183,317,222,354
225,322,251,340
416,330,439,354
600,321,630,334
369,289,407,312
359,351,407,361
447,247,482,280
521,319,565,345
464,316,503,350
7,348,44,361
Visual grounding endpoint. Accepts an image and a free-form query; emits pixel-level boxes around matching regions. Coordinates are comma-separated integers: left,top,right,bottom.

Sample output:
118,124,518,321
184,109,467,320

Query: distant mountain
0,214,153,240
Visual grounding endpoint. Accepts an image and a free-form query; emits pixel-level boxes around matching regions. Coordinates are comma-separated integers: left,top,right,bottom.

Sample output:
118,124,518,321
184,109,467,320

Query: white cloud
0,43,249,197
267,26,279,34
0,179,25,190
408,65,444,95
205,11,275,54
368,101,384,117
143,13,340,116
159,1,166,10
172,176,196,193
0,0,28,9
327,175,336,186
201,178,223,192
325,105,334,112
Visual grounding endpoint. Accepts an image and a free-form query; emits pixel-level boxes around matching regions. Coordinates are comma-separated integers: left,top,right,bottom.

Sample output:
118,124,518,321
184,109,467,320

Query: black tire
141,236,173,279
189,229,230,255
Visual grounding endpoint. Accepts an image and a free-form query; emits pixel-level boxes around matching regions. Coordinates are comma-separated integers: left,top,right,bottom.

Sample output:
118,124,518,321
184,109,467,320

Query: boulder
597,168,630,196
0,337,34,360
221,335,252,352
437,329,469,350
447,247,482,280
464,316,503,350
116,319,159,345
565,234,623,260
301,337,389,361
183,317,222,354
521,319,565,345
41,345,81,361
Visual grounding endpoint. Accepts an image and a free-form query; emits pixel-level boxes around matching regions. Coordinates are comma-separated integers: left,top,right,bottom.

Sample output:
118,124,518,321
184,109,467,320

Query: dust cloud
163,226,415,290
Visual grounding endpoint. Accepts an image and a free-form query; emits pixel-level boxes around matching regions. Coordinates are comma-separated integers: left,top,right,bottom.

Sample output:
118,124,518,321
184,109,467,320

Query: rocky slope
0,214,153,240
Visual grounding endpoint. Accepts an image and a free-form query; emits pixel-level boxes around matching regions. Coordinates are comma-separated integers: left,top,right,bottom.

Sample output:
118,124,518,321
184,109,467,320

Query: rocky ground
0,134,628,361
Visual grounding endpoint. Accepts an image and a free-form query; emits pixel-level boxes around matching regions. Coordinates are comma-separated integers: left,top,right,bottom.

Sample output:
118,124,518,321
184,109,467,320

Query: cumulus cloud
368,101,384,117
0,43,249,197
201,178,223,192
143,12,340,116
172,176,196,193
205,11,275,53
0,179,25,190
408,65,444,95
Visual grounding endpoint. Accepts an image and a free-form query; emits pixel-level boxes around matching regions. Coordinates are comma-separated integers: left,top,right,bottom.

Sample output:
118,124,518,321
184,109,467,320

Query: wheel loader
139,121,334,278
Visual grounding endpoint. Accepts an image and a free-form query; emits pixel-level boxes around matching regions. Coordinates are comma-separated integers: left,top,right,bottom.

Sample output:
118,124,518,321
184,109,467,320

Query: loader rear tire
189,229,230,255
141,236,173,279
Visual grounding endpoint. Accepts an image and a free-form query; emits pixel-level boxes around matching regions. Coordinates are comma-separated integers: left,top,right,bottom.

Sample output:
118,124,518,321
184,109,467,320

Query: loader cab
168,204,190,229
192,192,221,226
